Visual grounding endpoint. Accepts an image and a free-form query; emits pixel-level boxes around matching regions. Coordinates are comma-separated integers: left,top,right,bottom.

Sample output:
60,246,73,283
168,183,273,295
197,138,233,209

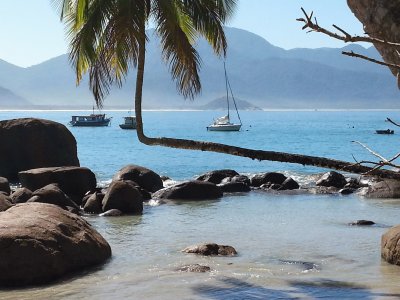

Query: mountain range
0,27,399,109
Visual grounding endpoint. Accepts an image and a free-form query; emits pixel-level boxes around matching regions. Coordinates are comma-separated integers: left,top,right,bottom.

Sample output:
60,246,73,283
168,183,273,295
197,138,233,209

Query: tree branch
342,51,400,70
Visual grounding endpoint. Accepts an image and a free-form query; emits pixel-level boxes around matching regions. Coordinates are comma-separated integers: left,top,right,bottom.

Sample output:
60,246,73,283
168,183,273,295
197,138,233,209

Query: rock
113,165,163,193
183,243,237,256
229,175,251,186
279,177,300,190
349,220,375,226
0,118,79,181
0,177,10,195
176,264,211,273
160,175,171,181
316,171,347,189
0,202,111,286
28,184,79,209
10,188,32,204
0,194,13,212
345,177,361,189
218,182,251,193
99,209,123,217
83,193,104,214
196,169,239,184
102,181,143,214
250,172,287,187
152,180,223,200
359,179,400,198
339,188,356,195
19,166,96,205
382,225,400,266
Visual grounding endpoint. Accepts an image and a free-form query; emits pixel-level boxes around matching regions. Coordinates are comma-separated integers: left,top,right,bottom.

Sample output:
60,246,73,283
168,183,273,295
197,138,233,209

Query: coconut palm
55,0,400,179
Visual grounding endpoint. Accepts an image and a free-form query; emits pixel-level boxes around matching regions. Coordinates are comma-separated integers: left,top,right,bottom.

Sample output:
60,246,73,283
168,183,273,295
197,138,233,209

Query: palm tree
55,0,400,179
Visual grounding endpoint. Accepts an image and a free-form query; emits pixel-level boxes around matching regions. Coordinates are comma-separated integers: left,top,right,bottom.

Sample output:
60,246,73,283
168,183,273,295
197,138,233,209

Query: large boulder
113,165,163,193
316,171,347,189
28,184,79,210
152,180,223,200
19,166,96,205
196,169,239,184
83,192,104,214
0,118,79,181
250,172,287,187
218,182,251,193
102,180,143,214
382,225,400,266
0,194,13,212
0,177,11,195
0,203,111,286
359,179,400,198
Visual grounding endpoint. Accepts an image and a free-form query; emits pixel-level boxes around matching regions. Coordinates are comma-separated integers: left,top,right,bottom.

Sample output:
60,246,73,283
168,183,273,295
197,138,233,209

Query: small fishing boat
376,129,394,134
207,62,242,132
119,116,137,130
69,107,111,127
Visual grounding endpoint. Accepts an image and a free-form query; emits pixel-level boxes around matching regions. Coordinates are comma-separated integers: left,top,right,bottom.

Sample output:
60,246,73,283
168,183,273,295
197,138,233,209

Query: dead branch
343,51,400,70
386,117,400,127
297,7,400,47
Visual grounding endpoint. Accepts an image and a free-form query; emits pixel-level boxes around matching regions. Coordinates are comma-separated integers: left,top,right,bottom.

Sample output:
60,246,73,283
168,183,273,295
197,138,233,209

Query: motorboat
207,61,242,132
119,116,137,129
376,129,394,134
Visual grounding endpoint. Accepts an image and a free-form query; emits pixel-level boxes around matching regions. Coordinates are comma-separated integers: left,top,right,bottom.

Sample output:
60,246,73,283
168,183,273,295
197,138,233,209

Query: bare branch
343,51,400,70
386,118,400,127
297,8,400,47
352,141,388,162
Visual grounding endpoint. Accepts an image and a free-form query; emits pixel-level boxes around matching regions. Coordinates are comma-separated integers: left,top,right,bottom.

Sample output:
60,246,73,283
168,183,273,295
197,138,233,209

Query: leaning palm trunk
134,27,400,180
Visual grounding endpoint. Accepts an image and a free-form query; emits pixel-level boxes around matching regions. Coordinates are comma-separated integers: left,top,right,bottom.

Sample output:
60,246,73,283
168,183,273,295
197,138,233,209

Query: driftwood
387,118,400,127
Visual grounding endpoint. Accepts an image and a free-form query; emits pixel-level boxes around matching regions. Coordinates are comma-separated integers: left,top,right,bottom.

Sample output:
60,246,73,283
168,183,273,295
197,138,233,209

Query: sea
1,109,400,299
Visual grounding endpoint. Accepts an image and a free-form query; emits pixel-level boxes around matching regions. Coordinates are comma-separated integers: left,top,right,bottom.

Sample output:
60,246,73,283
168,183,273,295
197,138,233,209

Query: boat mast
223,61,230,120
225,62,242,126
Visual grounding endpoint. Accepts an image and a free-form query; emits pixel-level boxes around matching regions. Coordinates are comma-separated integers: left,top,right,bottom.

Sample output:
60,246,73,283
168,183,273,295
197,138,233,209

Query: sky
0,0,365,68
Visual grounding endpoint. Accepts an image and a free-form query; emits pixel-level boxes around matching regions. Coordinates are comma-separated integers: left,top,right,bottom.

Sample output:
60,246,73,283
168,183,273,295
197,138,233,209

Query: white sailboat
207,62,242,131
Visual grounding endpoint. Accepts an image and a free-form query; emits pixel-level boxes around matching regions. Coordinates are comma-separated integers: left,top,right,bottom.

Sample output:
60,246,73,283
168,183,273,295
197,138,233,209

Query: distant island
199,97,262,111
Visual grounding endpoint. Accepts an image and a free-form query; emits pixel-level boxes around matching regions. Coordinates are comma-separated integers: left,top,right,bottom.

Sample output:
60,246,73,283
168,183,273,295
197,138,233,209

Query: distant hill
0,27,399,109
200,97,262,110
0,85,31,107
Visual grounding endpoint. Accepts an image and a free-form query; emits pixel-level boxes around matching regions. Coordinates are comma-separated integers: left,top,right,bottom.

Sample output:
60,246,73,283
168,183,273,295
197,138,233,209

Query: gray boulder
0,118,79,181
196,169,239,184
279,177,300,190
102,181,143,214
28,184,79,210
10,188,32,204
183,243,237,256
19,166,96,205
359,179,400,198
0,203,111,286
113,165,163,193
153,180,223,200
316,171,347,189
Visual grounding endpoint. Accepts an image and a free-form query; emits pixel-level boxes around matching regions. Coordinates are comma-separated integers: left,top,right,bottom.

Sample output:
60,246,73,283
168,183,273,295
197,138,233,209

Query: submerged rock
0,203,111,286
152,180,222,201
99,209,123,217
349,220,375,226
183,243,237,256
176,264,211,273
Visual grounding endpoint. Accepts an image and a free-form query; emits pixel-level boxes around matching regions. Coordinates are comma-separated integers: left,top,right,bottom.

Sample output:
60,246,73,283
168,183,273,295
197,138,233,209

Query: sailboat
207,62,242,131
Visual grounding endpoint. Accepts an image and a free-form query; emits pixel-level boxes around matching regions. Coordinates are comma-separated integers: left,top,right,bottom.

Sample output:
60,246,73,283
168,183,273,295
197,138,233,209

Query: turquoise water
2,110,400,299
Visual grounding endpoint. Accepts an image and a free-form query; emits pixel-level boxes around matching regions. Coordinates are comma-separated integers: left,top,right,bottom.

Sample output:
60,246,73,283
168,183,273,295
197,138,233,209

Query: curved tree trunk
134,23,400,180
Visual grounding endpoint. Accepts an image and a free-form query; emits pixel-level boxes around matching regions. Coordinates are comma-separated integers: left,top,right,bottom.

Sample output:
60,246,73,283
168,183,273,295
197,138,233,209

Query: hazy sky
0,0,364,67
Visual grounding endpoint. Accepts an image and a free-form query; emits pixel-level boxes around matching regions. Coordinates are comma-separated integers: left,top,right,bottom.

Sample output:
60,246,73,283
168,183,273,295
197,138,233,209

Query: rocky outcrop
0,118,79,181
316,171,347,189
382,225,400,266
19,167,96,205
196,169,239,184
28,184,79,209
113,165,163,193
102,180,143,214
359,179,400,198
183,243,237,256
250,172,287,187
0,203,111,286
347,0,400,77
10,188,32,204
152,180,223,200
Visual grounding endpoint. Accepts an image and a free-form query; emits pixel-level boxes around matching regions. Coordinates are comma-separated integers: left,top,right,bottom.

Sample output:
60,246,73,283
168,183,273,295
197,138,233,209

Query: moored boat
69,114,111,127
376,129,394,134
119,116,137,130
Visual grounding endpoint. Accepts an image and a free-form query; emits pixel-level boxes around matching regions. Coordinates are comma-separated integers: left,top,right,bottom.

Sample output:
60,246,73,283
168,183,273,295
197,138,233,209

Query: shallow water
1,110,400,299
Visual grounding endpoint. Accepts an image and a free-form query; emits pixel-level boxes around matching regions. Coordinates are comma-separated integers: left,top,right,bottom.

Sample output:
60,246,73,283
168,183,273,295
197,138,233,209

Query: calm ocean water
2,110,400,299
